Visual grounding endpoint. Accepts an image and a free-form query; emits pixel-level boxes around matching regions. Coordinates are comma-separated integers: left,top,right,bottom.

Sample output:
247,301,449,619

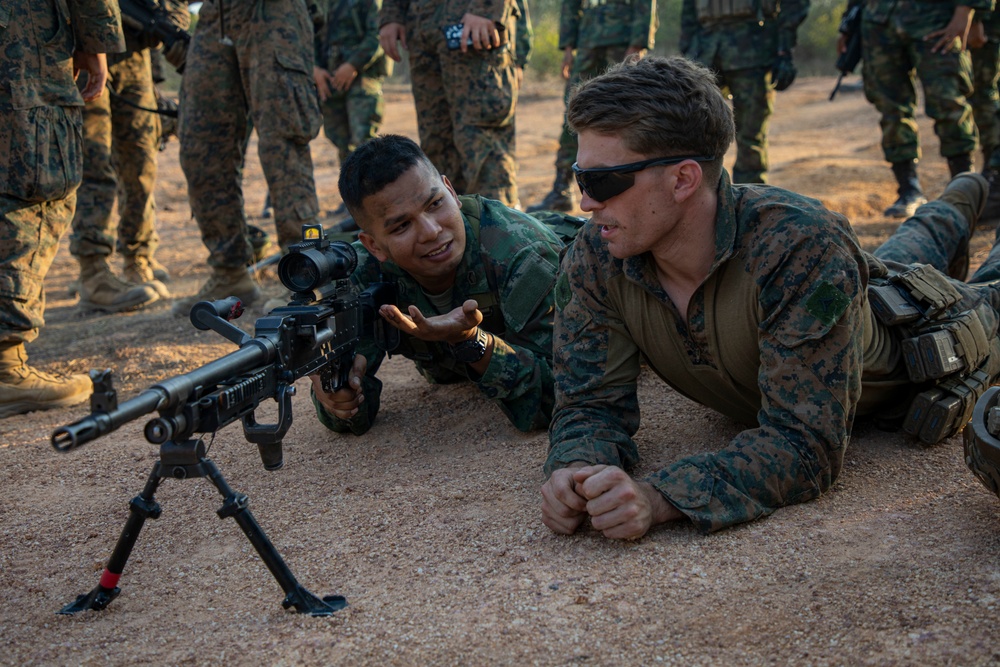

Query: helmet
963,385,1000,497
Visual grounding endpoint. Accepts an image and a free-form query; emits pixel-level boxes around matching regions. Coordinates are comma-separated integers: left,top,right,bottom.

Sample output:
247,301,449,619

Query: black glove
771,53,797,92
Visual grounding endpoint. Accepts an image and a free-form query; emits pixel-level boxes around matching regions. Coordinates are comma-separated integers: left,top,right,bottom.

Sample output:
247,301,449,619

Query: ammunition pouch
869,264,998,444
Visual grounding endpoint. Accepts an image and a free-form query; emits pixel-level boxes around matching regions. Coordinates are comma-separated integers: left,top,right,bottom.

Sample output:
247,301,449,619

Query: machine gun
119,0,191,73
830,3,863,101
51,224,398,617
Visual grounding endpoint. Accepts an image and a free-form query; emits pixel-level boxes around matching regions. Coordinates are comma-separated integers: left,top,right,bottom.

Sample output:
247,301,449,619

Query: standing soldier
314,0,390,174
528,0,657,213
0,0,124,418
69,0,189,313
378,0,523,208
680,0,809,184
173,0,324,317
844,0,985,218
969,12,1000,226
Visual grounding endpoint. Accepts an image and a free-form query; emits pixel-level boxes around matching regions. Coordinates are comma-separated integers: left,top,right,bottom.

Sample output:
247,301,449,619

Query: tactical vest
695,0,779,24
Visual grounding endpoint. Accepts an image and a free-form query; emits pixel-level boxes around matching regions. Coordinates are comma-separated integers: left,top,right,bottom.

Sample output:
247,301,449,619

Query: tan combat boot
122,255,171,298
77,255,162,312
938,172,989,281
0,343,91,419
171,267,261,318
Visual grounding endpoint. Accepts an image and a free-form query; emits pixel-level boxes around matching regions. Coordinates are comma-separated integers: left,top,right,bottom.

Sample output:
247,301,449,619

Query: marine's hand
515,65,524,88
331,63,358,92
460,13,500,53
313,67,335,101
926,6,974,53
625,46,646,61
310,354,367,420
379,22,407,61
541,463,589,534
837,32,848,55
573,465,681,540
74,52,108,102
378,299,483,344
561,47,574,79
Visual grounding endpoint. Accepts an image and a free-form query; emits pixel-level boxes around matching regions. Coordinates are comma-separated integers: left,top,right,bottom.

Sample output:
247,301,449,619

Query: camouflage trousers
408,27,519,208
553,45,631,176
178,0,321,269
717,67,774,184
875,198,1000,287
861,18,978,163
970,39,1000,167
70,49,160,260
0,103,82,345
321,74,384,164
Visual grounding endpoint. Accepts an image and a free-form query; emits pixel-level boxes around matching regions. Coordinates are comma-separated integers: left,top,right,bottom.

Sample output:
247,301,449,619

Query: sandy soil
2,75,999,666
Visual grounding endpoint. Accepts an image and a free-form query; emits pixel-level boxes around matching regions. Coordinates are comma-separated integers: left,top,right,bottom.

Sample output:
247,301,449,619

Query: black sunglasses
572,155,716,202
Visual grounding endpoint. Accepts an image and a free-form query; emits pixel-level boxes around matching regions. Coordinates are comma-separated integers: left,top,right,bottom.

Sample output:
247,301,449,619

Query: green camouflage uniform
858,0,985,165
314,195,563,434
0,0,124,345
553,0,657,177
379,0,522,207
547,171,1000,533
514,0,534,71
179,0,323,267
680,0,809,183
316,0,389,164
971,11,1000,168
70,3,189,262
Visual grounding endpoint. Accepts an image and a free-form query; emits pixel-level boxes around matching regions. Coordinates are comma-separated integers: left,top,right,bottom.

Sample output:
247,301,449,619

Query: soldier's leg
246,42,322,250
178,18,254,270
874,173,987,278
322,89,352,164
725,67,773,184
442,46,519,206
346,75,384,158
914,40,977,172
110,50,160,263
69,84,117,261
409,39,466,194
862,20,922,165
969,41,1000,162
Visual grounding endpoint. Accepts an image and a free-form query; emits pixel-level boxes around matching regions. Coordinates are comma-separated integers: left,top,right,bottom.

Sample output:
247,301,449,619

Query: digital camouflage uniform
971,10,1000,169
316,0,389,164
680,0,809,183
0,0,124,345
858,0,985,167
179,0,323,267
553,0,657,178
379,0,522,207
314,195,563,434
547,171,1000,533
70,3,189,263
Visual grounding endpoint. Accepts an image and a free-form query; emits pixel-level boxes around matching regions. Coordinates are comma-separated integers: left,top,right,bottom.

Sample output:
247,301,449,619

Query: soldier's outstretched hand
378,299,483,344
310,354,367,420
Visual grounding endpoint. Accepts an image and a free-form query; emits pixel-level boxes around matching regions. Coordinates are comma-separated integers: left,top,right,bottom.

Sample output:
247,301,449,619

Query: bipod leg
58,462,164,614
202,458,346,616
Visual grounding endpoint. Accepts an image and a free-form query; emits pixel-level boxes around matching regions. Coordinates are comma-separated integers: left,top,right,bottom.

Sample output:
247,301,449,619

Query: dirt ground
2,75,1000,666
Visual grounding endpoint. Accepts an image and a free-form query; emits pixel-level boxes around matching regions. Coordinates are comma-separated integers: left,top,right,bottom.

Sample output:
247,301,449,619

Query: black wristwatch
451,327,490,364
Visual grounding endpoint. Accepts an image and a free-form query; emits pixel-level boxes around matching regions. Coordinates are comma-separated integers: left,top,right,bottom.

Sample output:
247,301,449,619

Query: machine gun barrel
52,342,273,453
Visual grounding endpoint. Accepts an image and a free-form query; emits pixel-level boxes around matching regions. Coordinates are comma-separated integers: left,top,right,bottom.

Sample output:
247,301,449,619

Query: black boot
884,159,927,219
527,168,578,213
947,153,973,178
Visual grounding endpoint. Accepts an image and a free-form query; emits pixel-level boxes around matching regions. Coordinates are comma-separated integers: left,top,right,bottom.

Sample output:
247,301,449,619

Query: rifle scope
278,238,358,293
